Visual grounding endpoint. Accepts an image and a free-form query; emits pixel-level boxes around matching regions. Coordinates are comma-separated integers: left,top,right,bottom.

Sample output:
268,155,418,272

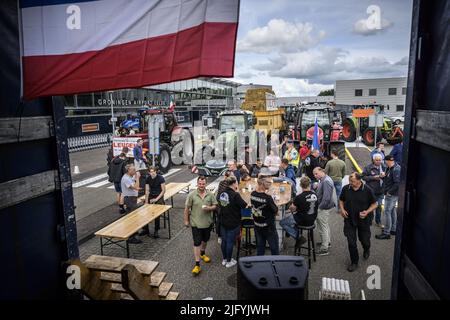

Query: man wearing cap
376,155,401,240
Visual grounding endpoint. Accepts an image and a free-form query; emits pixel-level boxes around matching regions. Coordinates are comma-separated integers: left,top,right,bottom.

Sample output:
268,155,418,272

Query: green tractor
193,109,258,176
341,105,403,146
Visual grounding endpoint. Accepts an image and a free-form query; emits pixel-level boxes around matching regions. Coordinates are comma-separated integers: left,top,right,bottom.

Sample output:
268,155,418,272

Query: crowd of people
106,135,403,275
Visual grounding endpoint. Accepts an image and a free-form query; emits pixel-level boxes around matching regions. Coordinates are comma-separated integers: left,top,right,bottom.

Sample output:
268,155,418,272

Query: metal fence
68,133,112,152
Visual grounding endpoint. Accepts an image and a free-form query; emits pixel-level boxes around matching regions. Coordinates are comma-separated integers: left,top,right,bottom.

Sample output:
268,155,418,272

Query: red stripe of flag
23,22,238,99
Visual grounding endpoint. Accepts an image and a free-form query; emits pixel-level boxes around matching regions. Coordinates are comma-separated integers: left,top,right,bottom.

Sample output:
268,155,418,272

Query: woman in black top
250,177,279,255
218,176,248,267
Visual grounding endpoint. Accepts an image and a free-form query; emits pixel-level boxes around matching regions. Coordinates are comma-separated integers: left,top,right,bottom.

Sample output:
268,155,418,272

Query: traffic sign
352,109,375,118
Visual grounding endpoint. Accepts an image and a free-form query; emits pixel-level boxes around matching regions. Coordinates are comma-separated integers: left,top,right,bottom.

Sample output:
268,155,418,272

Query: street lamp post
109,91,116,135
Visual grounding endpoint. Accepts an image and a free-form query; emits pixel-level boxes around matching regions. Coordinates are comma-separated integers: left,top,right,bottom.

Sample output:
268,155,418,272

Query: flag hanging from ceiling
20,0,240,100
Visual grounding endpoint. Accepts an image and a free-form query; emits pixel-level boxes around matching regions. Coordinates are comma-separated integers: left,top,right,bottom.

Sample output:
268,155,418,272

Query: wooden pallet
71,255,179,300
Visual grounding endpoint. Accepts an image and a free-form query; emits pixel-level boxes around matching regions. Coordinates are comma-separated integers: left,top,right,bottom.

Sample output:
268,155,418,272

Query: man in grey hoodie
313,167,337,255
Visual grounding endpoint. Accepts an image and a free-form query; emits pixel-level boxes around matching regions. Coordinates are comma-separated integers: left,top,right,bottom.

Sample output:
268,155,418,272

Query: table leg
168,211,171,239
100,237,103,256
163,211,167,229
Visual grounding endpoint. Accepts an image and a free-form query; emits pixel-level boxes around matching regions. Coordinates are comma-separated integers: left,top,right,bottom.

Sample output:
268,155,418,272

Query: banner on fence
112,137,140,157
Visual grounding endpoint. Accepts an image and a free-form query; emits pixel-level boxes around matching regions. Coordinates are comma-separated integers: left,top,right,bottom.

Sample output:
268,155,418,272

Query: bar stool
294,223,316,269
236,208,255,260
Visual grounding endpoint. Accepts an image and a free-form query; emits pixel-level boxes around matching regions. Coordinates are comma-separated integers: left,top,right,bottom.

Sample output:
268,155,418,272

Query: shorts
191,226,212,246
114,182,122,193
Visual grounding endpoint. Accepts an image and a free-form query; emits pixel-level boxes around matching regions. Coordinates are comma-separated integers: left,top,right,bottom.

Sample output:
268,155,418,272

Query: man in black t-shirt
339,172,378,272
250,177,279,255
304,149,322,186
280,176,318,246
139,167,166,238
218,176,248,267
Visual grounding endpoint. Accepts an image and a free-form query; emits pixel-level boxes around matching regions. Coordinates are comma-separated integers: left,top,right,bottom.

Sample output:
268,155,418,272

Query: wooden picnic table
238,178,292,207
138,182,190,206
163,182,190,207
95,204,172,258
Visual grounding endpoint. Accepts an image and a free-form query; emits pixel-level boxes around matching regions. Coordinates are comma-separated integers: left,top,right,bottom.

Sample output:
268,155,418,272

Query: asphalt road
70,143,395,300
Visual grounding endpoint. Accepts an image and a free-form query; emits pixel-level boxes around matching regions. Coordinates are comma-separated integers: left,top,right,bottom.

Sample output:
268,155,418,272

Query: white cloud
252,46,408,85
275,79,332,96
394,56,409,65
237,72,256,79
237,19,325,54
353,17,393,36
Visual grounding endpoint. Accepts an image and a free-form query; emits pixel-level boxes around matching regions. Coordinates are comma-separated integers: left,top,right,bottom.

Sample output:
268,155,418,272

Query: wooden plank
0,116,54,144
111,283,127,293
0,170,58,210
121,264,160,300
69,259,119,300
121,293,134,300
164,182,191,200
149,271,166,287
94,204,171,239
85,255,159,275
137,182,190,205
158,282,174,298
164,292,179,300
100,272,121,283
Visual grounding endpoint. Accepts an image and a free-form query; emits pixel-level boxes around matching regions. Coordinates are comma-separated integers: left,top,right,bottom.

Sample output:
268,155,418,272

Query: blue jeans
280,214,298,239
374,195,384,225
255,224,279,256
334,181,342,199
220,225,240,262
383,194,398,234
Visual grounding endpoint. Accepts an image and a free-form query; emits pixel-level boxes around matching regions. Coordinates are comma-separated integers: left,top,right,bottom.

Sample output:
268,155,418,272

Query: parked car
390,115,404,125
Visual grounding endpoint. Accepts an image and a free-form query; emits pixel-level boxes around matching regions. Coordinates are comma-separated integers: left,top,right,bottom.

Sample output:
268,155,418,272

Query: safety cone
73,165,81,174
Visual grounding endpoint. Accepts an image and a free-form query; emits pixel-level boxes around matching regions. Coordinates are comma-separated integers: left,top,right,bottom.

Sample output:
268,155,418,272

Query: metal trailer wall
392,0,450,299
0,1,78,299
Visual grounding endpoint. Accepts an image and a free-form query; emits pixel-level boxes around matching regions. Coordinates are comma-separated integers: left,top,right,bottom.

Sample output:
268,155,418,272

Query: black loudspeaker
237,255,308,300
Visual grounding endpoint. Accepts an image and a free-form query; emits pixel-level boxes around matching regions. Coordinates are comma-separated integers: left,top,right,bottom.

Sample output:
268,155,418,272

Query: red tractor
293,105,346,161
111,106,192,173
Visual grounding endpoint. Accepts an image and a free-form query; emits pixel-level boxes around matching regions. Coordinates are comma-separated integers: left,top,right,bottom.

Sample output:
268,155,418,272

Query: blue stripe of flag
20,0,98,9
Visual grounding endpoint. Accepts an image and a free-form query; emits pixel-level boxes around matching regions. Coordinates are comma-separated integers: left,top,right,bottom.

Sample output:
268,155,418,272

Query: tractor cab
217,110,254,133
294,105,346,160
295,105,333,143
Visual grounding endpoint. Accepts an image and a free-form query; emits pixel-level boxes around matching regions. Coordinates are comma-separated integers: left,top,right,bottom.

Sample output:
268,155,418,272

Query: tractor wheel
386,137,402,145
362,128,382,146
180,130,194,165
330,141,346,161
157,143,172,173
194,145,215,165
342,119,356,142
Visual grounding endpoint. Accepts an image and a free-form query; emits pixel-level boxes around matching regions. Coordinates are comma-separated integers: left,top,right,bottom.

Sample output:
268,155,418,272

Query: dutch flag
20,0,240,100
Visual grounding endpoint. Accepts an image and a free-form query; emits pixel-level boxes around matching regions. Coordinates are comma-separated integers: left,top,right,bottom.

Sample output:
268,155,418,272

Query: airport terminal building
63,77,241,137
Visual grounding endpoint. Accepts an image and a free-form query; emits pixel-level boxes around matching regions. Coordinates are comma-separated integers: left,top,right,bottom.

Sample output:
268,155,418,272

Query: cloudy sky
230,0,413,96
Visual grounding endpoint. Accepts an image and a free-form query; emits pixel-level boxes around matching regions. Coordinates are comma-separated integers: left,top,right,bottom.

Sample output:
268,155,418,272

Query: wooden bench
73,255,179,300
137,182,190,206
95,204,171,258
135,182,190,236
